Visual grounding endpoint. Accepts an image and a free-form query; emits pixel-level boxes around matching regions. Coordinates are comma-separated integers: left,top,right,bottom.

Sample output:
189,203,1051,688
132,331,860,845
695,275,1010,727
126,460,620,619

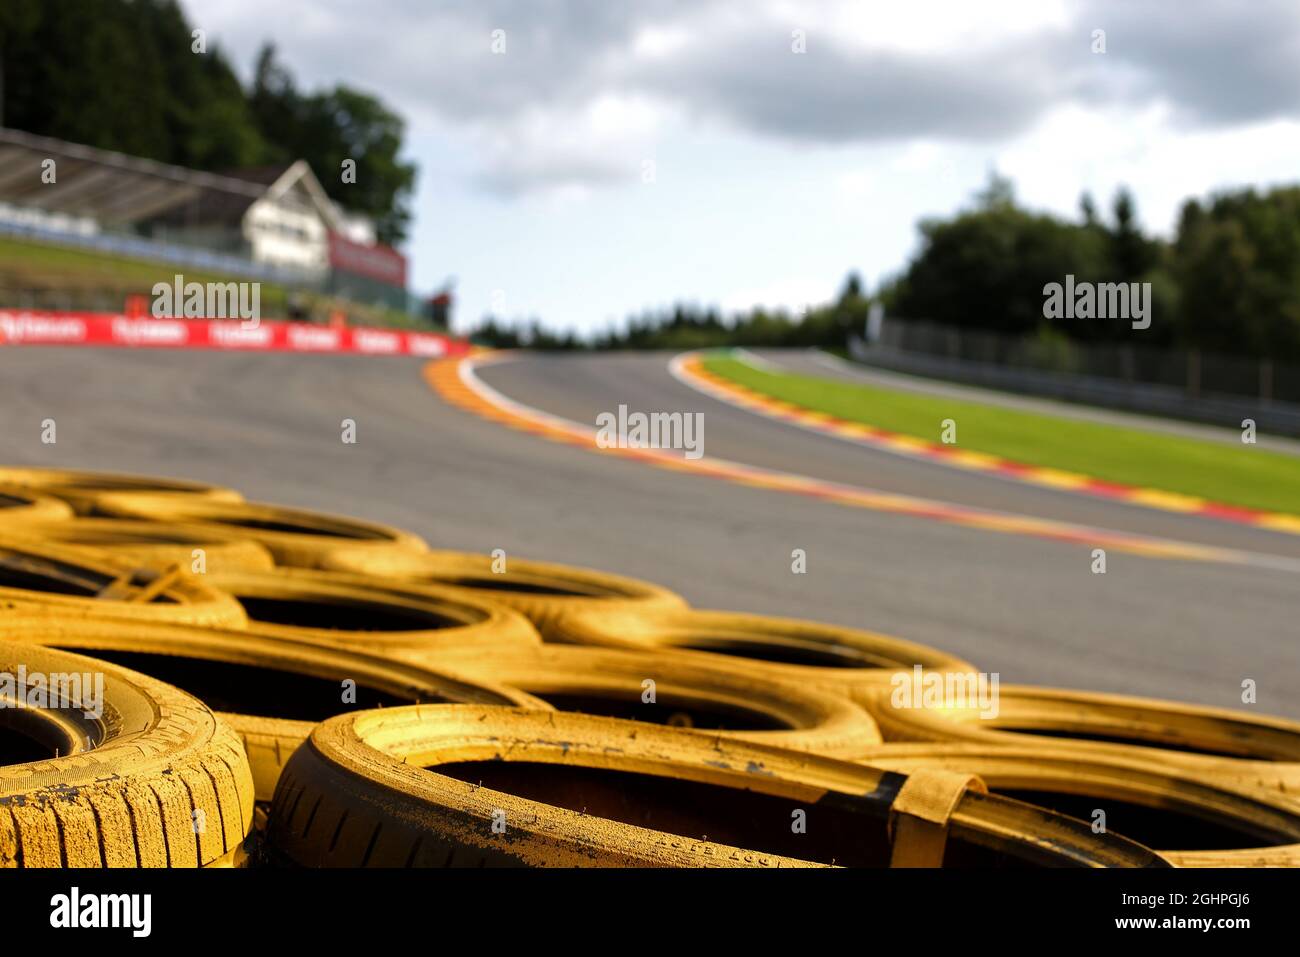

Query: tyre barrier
0,640,254,867
0,533,247,628
0,484,76,524
93,492,428,569
856,743,1300,868
435,644,883,759
14,517,276,573
320,549,687,638
200,567,541,661
865,684,1300,794
0,616,550,803
266,705,1169,867
0,467,243,515
1,463,1294,869
549,606,975,708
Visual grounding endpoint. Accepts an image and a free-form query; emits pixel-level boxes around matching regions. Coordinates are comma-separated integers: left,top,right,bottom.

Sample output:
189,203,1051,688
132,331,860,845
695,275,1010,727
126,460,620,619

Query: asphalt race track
3,346,1297,718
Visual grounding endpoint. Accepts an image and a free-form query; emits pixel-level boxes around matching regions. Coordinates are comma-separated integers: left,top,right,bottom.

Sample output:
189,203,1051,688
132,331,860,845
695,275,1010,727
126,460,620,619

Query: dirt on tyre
0,616,551,803
0,641,254,867
856,742,1300,867
435,643,882,759
267,705,1169,868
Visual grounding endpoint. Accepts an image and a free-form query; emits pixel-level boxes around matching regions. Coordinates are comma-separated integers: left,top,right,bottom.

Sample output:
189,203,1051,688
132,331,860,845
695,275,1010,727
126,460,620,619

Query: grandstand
0,127,422,322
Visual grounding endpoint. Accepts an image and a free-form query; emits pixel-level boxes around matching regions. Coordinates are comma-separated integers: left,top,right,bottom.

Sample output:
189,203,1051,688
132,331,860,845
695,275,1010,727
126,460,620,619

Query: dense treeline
0,0,415,242
475,175,1300,363
471,283,871,352
882,176,1169,345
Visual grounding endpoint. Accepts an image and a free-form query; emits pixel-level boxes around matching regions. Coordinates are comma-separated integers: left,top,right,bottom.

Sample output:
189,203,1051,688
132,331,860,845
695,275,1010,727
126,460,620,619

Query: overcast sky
182,0,1300,334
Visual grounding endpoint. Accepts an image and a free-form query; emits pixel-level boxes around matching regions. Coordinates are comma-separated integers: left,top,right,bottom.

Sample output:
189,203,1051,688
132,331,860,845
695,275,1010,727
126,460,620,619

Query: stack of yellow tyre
1,466,1297,869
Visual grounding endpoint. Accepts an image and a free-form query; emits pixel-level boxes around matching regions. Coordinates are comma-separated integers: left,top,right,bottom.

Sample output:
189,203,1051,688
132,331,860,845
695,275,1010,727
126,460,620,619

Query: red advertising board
327,232,408,288
0,309,467,358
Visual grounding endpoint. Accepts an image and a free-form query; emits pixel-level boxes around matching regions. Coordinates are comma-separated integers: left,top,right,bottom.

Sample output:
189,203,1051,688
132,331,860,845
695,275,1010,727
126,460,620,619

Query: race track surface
2,346,1296,718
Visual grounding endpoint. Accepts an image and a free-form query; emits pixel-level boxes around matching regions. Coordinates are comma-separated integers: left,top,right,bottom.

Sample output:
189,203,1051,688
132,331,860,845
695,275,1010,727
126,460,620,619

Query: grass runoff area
0,237,424,329
0,237,292,310
702,353,1300,516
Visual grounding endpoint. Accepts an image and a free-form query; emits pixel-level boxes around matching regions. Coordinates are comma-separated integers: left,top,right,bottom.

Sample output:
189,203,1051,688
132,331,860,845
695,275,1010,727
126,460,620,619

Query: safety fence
853,319,1300,436
0,308,467,357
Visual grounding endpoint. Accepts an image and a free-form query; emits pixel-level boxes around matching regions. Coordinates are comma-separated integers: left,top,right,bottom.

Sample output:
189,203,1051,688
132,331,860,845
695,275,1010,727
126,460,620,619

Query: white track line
458,351,1300,576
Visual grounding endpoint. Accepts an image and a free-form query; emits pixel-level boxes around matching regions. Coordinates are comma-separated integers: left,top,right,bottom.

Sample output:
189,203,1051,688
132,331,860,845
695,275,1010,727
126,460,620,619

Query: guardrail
850,337,1300,437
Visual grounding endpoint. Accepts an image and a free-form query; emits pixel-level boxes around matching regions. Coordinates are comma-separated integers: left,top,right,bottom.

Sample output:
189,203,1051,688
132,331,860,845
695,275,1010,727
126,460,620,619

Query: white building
0,127,407,306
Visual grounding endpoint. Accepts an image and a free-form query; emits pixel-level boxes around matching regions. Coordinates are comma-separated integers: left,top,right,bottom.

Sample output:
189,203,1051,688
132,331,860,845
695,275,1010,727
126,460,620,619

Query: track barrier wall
0,308,468,357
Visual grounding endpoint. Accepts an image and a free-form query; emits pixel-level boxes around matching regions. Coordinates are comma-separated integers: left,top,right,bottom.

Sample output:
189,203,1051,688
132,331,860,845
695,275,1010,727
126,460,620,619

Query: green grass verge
0,236,438,330
702,353,1300,516
0,236,292,308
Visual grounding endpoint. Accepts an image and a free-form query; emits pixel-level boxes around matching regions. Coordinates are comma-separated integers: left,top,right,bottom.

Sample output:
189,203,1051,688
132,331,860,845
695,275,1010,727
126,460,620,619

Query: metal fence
853,318,1300,436
0,219,324,288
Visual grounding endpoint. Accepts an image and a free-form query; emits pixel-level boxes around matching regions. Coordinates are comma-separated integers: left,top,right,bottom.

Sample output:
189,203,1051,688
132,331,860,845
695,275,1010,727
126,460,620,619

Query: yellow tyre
0,641,253,867
550,606,974,709
0,485,75,524
0,534,246,628
0,467,242,515
865,683,1300,793
1162,846,1300,867
320,549,686,638
436,644,882,759
201,567,541,661
0,616,550,803
267,705,1168,868
15,517,275,573
93,493,427,569
857,743,1300,867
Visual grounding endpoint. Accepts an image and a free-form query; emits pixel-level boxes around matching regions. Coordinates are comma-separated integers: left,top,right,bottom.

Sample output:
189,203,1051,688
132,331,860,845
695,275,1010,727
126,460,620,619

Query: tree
1110,187,1159,280
1079,191,1099,227
0,4,416,242
889,201,1111,339
248,45,417,243
0,0,265,166
1173,187,1300,358
974,169,1016,210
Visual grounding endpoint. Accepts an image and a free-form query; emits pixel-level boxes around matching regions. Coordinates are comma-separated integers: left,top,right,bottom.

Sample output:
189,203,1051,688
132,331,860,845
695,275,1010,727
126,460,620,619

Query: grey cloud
1082,0,1300,126
472,150,632,198
185,0,1300,195
641,35,1066,144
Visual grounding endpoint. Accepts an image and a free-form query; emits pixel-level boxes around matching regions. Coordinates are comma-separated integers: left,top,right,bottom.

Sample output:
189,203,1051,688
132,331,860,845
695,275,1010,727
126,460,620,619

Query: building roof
0,128,349,232
0,127,268,226
221,164,297,186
